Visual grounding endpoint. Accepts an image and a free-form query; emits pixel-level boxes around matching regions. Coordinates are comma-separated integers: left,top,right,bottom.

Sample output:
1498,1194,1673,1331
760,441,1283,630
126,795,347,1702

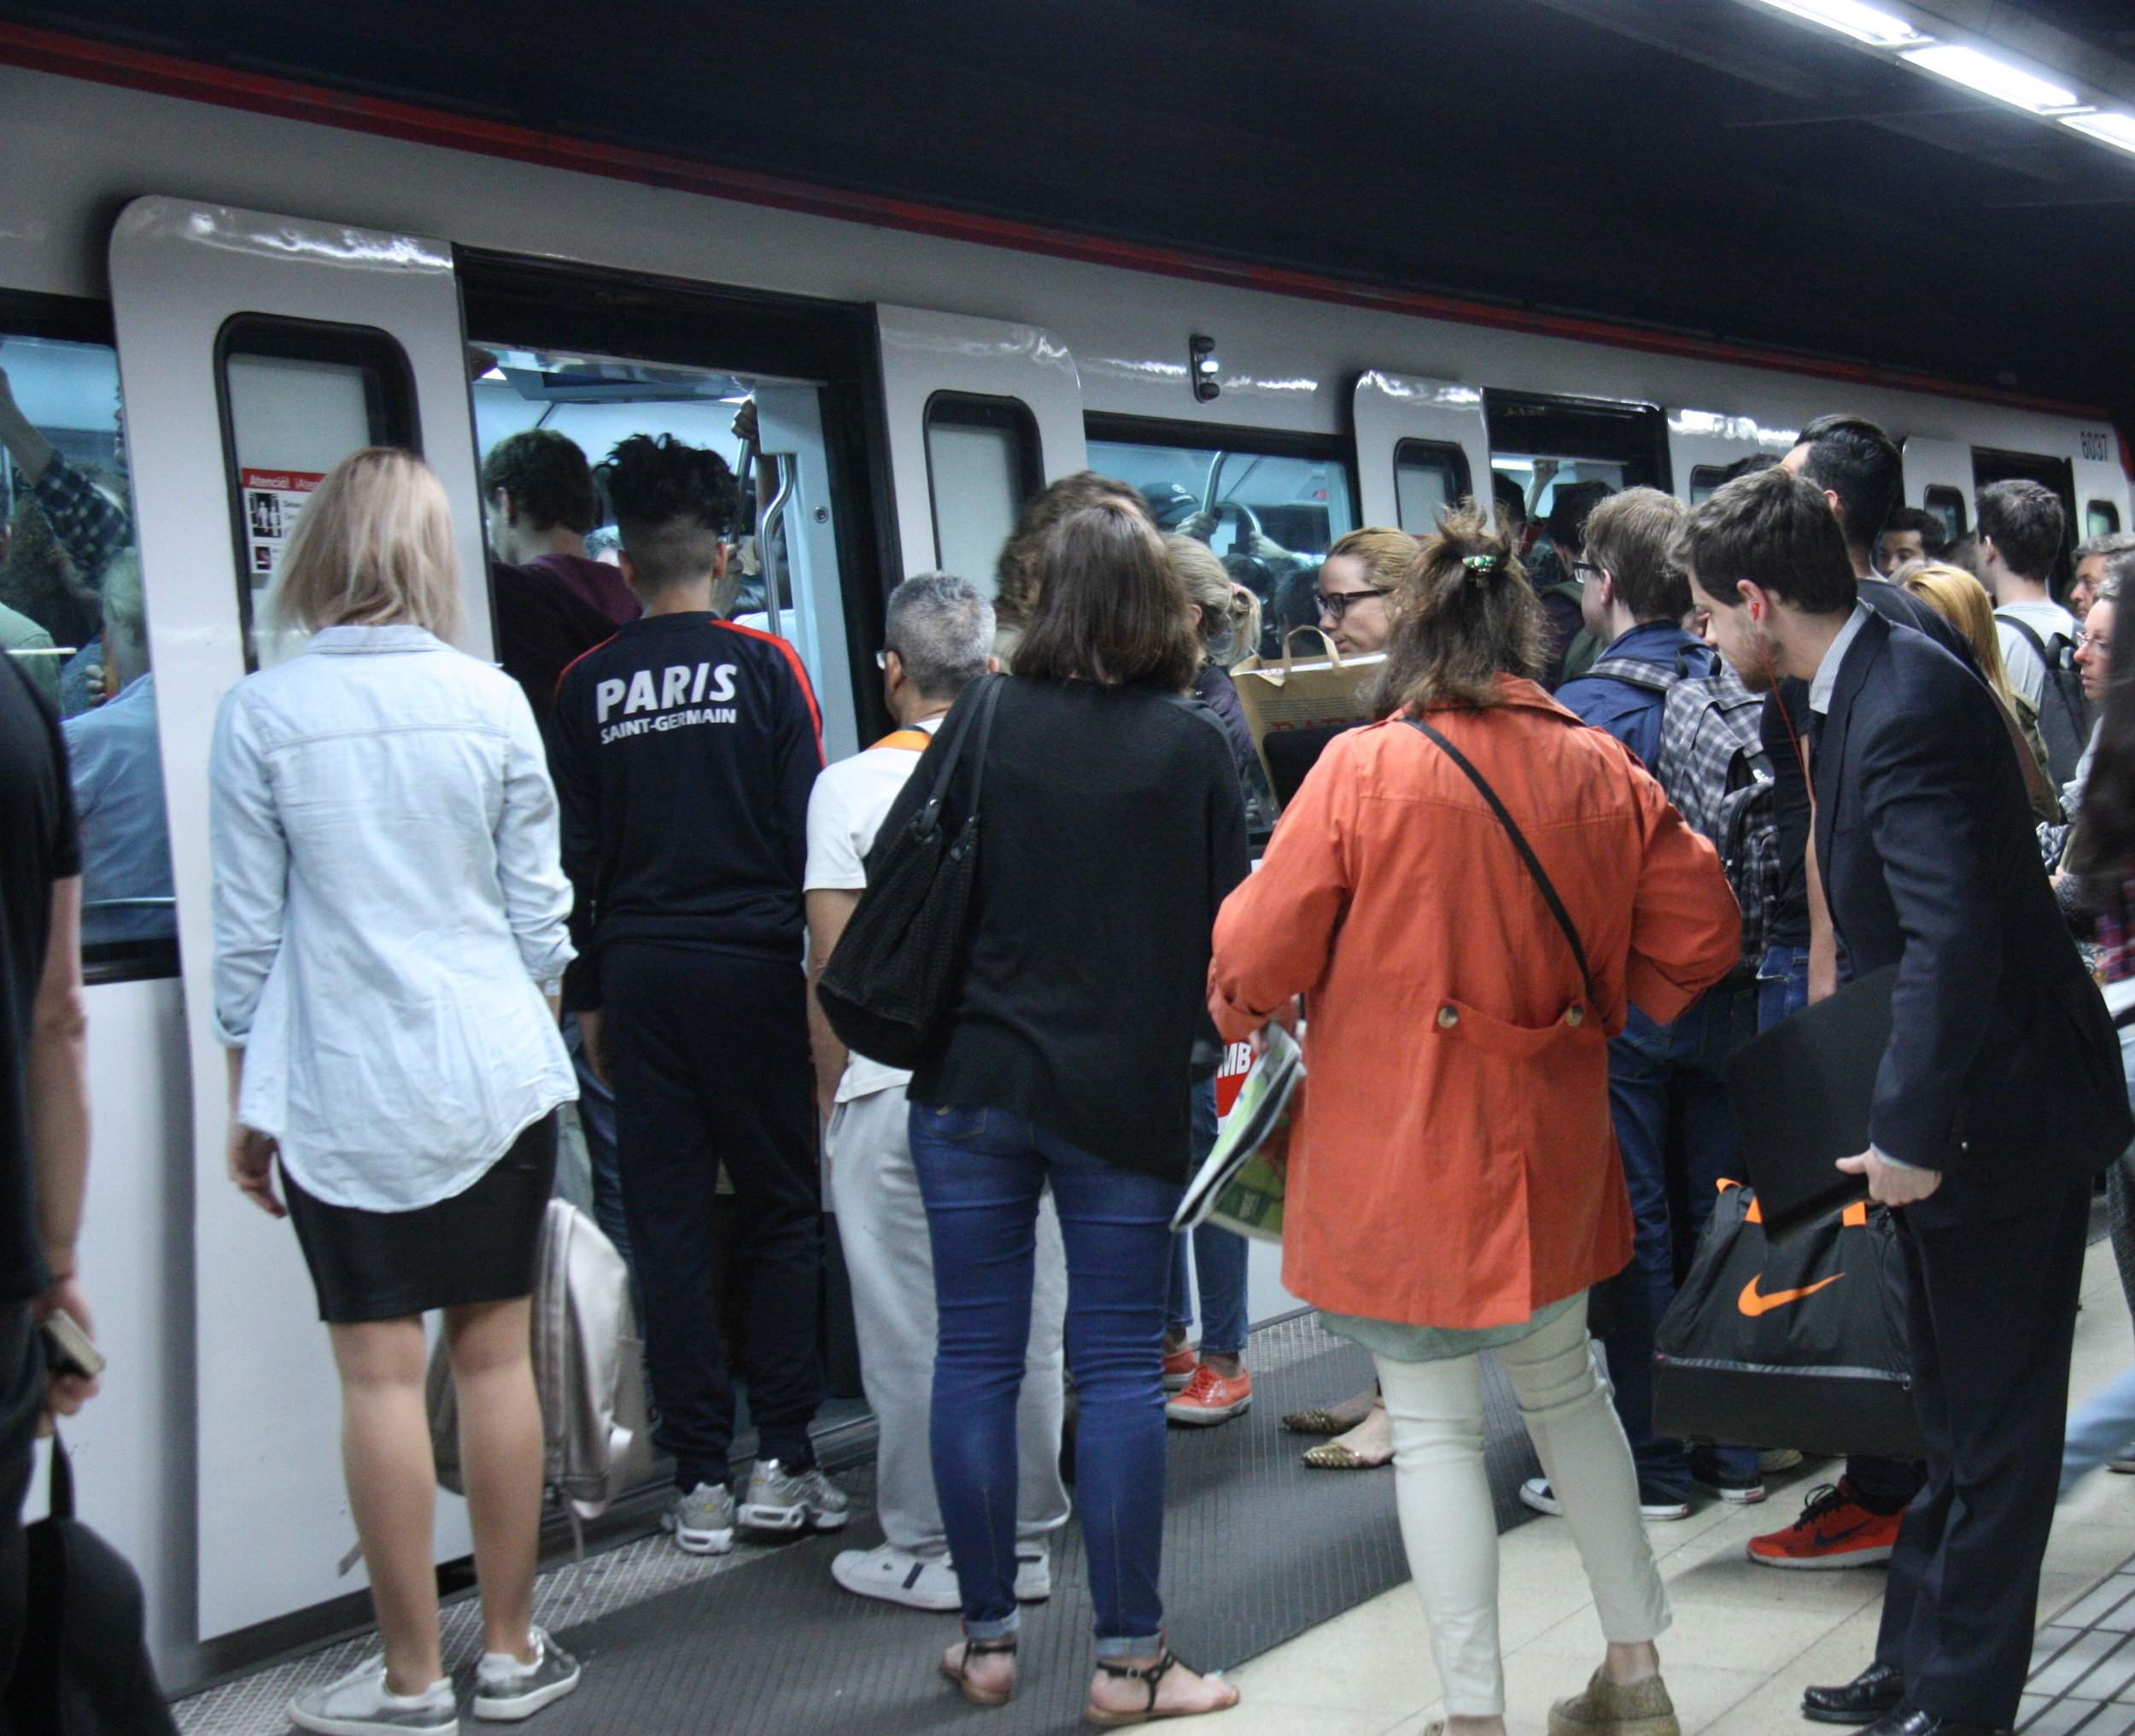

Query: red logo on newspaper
1214,1040,1254,1117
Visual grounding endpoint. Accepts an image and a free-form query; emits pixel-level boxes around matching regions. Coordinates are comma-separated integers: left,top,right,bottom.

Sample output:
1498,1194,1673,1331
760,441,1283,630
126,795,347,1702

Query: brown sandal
1084,1649,1239,1727
941,1635,1017,1708
1280,1406,1354,1435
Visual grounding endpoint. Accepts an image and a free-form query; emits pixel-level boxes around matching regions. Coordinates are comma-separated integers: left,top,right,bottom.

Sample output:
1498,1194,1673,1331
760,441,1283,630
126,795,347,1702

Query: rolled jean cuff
1094,1632,1167,1662
963,1610,1020,1644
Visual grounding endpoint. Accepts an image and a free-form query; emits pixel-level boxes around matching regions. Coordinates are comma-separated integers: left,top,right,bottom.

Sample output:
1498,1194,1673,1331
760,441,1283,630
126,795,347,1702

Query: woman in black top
900,500,1249,1722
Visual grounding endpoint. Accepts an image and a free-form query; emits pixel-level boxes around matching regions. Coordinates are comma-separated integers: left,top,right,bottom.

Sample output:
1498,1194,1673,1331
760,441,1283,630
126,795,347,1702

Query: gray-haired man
804,573,1069,1610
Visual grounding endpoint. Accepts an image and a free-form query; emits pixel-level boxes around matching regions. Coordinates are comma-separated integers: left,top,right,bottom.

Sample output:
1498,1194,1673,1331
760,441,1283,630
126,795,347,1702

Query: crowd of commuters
7,389,2135,1736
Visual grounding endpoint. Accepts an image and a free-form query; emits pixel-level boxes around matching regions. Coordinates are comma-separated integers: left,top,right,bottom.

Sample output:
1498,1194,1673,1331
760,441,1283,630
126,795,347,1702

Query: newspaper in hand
1173,1023,1302,1244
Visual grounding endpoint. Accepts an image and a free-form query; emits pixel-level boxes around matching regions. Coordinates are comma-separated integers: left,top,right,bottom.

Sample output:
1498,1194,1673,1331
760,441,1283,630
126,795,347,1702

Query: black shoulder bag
1406,716,1595,1002
817,675,1006,1070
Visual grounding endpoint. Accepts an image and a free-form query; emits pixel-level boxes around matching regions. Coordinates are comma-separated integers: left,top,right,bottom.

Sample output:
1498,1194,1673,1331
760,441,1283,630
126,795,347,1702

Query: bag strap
915,676,995,833
1405,716,1595,999
963,675,1006,820
49,1427,74,1522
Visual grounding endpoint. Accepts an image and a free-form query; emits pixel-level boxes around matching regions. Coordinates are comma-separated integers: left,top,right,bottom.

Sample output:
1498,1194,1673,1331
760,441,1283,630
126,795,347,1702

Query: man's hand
227,1123,286,1218
0,366,54,482
1836,1150,1941,1207
578,1008,613,1090
33,1273,100,1429
1249,997,1301,1061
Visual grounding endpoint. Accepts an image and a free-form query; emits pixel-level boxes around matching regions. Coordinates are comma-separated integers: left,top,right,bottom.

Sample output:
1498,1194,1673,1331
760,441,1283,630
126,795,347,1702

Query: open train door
874,305,1085,590
1900,435,1975,543
108,196,486,1638
1664,411,1793,506
1351,371,1492,535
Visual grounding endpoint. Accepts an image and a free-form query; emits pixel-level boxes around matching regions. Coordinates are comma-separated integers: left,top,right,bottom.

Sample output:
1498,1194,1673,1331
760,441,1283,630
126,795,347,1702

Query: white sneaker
1758,1448,1805,1475
471,1627,581,1722
1015,1541,1052,1604
658,1482,735,1555
1520,1476,1690,1522
832,1544,962,1611
740,1459,851,1534
290,1659,457,1734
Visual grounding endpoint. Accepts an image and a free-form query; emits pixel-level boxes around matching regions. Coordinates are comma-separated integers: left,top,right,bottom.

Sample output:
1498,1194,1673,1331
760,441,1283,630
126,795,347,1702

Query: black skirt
284,1115,558,1324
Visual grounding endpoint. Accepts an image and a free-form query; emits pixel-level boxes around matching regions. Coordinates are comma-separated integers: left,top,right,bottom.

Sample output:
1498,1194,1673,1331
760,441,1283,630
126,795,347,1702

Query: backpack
1996,611,2091,789
427,1199,642,1558
1592,651,1777,965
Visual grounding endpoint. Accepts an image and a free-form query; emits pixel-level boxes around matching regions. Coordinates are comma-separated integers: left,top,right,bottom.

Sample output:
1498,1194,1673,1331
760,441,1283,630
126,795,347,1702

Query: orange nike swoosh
1738,1272,1843,1317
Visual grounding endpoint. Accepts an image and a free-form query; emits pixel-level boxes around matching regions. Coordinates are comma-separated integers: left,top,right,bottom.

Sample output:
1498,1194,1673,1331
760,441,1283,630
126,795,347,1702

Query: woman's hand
226,1123,286,1218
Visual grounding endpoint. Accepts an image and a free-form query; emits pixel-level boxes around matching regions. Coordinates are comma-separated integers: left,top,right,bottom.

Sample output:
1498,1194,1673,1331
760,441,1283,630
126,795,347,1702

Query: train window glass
2090,500,2121,539
1393,440,1470,532
0,325,174,982
1923,486,1968,541
925,395,1040,597
1689,465,1728,504
1085,419,1357,658
1484,392,1668,579
216,318,418,669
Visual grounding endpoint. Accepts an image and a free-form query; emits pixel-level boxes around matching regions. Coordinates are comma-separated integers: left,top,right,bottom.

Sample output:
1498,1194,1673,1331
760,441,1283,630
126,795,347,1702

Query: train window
0,315,174,983
1689,465,1728,504
1923,485,1968,541
216,317,418,669
2090,500,2121,539
1085,415,1358,658
1485,390,1668,595
1393,440,1470,532
924,395,1041,596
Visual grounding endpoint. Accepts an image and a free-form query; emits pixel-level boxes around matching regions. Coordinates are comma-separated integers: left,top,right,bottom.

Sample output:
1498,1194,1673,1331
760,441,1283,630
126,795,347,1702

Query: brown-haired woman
1209,504,1739,1736
989,470,1143,667
892,498,1249,1721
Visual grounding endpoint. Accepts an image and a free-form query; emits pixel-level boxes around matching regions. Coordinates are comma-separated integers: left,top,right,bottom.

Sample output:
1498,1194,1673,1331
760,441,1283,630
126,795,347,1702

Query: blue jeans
1167,1078,1250,1359
1600,991,1757,1499
1755,943,1810,1033
909,1103,1178,1655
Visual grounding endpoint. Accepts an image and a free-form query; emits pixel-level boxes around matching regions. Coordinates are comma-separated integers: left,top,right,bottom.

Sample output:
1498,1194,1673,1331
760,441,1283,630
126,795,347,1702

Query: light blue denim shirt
210,624,576,1211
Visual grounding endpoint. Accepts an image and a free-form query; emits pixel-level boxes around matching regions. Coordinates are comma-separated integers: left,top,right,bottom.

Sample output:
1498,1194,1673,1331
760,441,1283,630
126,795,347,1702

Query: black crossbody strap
964,675,1006,818
917,674,1000,832
1407,716,1595,998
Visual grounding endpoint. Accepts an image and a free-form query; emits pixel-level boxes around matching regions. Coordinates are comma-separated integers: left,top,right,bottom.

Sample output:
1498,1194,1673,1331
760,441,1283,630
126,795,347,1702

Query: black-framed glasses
1572,559,1606,582
1316,587,1391,621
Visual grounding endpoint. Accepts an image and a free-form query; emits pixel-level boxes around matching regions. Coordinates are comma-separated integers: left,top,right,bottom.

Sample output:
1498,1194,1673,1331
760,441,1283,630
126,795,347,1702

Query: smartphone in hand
41,1308,105,1382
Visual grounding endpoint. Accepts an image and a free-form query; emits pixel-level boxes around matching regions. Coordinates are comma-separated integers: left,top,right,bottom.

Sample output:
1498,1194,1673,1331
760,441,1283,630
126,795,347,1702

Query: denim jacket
210,625,576,1211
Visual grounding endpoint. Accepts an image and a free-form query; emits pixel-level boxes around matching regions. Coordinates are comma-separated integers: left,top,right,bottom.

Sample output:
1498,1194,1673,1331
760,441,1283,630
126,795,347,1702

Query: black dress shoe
1803,1662,1904,1725
1860,1710,2009,1736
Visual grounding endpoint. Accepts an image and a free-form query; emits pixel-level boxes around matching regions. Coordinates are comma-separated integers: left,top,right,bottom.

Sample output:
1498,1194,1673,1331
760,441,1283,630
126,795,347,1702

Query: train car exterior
0,50,2123,1688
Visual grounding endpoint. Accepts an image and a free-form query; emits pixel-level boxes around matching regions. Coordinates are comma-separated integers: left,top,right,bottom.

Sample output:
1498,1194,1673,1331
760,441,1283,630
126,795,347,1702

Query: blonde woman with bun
211,447,582,1734
1899,559,2061,824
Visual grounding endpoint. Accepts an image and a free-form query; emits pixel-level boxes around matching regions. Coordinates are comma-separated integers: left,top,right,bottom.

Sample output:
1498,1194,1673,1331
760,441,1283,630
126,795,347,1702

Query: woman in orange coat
1208,506,1739,1736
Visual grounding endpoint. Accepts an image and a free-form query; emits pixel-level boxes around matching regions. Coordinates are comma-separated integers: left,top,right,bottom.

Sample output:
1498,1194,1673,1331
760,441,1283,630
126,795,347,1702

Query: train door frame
1349,371,1490,535
1974,445,2081,594
1664,411,1794,506
1899,437,1974,537
458,250,898,751
108,195,493,1643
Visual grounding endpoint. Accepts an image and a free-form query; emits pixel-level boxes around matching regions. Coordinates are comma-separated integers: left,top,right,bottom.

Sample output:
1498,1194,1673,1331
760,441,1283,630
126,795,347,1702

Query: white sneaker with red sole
1166,1364,1252,1425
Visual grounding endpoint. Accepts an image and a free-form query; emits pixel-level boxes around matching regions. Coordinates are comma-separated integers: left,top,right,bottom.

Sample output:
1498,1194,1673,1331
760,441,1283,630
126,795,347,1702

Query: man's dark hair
1547,480,1613,554
1977,479,2066,583
598,434,740,592
1492,471,1526,528
1792,413,1902,555
1014,500,1199,692
1718,453,1781,484
1881,505,1950,560
480,429,600,535
1581,488,1690,624
1678,465,1857,617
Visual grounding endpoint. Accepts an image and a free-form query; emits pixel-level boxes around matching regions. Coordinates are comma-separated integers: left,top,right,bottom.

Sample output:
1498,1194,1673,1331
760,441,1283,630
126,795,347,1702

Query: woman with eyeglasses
1208,504,1739,1736
1313,526,1415,659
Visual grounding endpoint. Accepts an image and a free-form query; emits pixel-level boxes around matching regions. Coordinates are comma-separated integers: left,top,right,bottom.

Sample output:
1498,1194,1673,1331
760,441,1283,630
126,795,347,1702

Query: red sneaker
1161,1343,1199,1393
1746,1481,1903,1569
1166,1365,1253,1425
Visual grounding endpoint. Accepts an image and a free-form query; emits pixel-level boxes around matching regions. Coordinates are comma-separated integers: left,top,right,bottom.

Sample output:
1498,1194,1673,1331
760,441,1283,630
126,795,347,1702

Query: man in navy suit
1680,465,2131,1736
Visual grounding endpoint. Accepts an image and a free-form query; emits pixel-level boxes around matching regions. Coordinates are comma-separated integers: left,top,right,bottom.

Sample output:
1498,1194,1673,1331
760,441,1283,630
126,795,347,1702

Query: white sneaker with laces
658,1482,736,1555
1014,1541,1052,1604
832,1543,962,1610
289,1659,457,1735
740,1458,850,1534
471,1626,581,1722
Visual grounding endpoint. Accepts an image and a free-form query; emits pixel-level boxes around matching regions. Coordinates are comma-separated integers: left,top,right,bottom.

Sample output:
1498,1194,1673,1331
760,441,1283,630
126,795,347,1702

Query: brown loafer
1549,1669,1680,1736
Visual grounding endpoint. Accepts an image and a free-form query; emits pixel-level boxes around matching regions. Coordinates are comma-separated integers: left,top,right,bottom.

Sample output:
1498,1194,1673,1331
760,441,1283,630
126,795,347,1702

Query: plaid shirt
32,451,130,582
1654,660,1779,964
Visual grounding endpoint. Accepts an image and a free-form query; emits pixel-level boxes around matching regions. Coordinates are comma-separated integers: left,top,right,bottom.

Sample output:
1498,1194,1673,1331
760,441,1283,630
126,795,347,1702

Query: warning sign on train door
240,468,325,590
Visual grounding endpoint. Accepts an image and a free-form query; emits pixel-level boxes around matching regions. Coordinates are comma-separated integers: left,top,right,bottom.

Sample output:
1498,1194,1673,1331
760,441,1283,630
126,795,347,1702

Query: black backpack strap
1995,610,2050,661
1406,716,1594,1000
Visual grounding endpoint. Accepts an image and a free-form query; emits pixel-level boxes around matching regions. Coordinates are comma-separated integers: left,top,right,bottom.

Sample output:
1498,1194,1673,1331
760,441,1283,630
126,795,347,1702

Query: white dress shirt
210,625,576,1211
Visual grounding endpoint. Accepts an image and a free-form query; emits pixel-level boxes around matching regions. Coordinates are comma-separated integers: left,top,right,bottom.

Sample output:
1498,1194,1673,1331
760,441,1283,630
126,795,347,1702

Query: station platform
174,1225,2135,1736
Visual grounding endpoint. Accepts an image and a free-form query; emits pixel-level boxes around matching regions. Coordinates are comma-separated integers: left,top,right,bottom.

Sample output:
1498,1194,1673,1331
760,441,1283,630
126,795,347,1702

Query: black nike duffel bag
1652,1181,1922,1462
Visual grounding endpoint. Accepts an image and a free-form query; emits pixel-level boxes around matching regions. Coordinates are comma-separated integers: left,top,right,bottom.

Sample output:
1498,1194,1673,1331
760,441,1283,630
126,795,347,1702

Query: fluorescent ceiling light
1747,0,1929,48
1900,43,2081,112
2062,111,2135,155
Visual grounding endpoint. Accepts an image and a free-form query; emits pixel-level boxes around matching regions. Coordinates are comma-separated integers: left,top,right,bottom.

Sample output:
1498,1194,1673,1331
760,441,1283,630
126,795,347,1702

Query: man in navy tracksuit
549,433,842,1552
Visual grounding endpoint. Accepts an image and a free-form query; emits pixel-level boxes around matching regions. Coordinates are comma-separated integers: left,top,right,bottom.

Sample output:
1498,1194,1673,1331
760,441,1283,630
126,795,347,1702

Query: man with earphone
1681,464,2128,1736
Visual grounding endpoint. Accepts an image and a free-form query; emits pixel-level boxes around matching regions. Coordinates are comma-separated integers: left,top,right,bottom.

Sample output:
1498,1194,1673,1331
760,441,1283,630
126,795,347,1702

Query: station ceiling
13,0,2135,424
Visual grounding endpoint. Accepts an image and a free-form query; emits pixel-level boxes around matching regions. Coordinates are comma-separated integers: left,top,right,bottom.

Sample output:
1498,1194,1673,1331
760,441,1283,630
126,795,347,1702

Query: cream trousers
1372,1294,1671,1716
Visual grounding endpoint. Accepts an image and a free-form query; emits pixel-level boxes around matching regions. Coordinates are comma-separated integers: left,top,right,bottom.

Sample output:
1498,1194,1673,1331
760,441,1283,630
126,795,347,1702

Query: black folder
1723,964,1898,1235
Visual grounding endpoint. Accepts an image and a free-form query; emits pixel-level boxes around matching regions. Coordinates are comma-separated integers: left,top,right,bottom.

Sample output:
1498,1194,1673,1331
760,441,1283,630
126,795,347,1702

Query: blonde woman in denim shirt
211,449,582,1735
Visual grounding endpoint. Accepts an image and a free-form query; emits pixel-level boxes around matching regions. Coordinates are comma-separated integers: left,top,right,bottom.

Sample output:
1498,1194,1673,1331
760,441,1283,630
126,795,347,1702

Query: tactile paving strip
175,1312,1543,1734
2025,1575,2135,1736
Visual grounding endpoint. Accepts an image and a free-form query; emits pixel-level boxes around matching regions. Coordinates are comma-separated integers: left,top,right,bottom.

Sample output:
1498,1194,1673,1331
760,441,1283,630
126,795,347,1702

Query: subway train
0,46,2127,1694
